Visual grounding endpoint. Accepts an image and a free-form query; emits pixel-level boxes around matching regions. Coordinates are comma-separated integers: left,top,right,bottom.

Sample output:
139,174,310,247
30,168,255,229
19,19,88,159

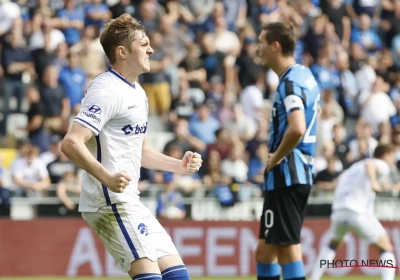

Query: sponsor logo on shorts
82,111,101,122
88,105,102,114
128,105,136,110
137,223,148,236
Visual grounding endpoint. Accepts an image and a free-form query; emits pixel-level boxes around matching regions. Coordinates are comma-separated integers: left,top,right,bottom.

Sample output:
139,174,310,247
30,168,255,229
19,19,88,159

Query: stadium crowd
1,0,400,218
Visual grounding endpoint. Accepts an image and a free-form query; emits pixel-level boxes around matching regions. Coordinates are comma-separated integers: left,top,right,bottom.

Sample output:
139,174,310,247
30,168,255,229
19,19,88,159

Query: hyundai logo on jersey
88,105,102,114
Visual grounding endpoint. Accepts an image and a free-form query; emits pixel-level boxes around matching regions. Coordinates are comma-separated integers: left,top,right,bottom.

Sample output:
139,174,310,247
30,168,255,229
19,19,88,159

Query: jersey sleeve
279,80,305,115
73,82,119,136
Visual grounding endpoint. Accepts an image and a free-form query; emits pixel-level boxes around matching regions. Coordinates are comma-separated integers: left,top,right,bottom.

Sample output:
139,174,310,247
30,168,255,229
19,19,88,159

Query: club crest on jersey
121,122,148,135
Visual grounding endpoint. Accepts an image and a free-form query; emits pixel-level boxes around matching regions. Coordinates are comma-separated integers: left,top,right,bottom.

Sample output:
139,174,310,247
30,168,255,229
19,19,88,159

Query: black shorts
259,184,311,245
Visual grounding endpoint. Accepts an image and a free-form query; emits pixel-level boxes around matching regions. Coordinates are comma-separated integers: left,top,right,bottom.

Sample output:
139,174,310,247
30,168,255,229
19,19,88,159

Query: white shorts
82,202,179,273
329,209,386,244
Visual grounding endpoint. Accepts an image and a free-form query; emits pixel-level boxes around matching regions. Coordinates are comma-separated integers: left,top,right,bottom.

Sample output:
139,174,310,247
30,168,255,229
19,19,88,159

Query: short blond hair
100,13,146,64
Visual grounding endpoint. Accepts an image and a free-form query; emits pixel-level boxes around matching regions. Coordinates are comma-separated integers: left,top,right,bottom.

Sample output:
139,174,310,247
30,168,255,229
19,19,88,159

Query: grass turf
2,277,400,280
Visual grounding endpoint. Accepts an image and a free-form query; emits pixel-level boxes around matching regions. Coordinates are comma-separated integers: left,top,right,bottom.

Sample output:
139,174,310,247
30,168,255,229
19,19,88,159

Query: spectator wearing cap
1,30,34,134
235,36,264,90
189,102,220,145
54,0,84,47
84,0,111,31
58,52,86,115
25,85,50,153
350,14,382,55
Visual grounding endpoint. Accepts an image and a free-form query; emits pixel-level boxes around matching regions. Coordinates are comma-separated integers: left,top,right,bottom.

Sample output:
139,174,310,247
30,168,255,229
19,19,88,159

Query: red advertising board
0,219,399,277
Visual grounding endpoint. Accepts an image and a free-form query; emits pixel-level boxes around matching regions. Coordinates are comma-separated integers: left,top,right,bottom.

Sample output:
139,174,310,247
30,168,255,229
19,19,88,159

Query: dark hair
262,22,298,56
373,143,396,158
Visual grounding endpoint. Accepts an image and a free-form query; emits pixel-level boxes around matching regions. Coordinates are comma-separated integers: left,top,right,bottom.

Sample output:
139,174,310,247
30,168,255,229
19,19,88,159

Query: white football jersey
74,68,148,212
332,159,390,214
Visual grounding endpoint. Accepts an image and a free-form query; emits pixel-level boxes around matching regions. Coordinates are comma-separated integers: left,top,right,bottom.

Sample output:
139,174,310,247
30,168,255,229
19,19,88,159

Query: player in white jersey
310,144,397,280
61,13,202,280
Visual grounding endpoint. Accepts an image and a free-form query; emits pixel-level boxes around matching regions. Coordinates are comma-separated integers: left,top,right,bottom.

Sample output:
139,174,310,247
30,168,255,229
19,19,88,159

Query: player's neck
110,64,139,84
273,57,297,78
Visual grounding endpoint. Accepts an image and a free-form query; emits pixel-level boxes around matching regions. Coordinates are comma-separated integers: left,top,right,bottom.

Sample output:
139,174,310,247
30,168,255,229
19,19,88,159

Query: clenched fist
180,151,203,175
104,170,132,193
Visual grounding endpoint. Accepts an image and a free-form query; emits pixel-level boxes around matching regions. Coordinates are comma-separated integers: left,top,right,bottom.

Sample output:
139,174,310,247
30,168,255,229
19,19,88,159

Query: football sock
161,264,190,280
309,244,336,280
380,251,396,280
257,262,280,280
282,260,306,280
132,273,162,280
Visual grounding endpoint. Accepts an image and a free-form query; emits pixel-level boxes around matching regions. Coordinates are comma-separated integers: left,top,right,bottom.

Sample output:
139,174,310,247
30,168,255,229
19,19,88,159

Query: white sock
309,246,336,280
380,251,396,280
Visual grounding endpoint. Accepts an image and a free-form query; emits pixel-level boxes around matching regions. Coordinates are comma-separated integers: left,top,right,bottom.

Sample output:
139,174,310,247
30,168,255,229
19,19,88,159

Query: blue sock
132,273,162,280
161,264,190,280
257,262,280,280
282,260,305,280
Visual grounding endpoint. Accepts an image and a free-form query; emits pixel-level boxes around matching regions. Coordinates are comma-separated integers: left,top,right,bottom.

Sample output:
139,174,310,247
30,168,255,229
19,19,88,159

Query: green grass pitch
2,277,400,280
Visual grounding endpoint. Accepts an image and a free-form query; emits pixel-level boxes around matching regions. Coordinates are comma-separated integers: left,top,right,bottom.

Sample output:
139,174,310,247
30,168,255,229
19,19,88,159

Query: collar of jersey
279,64,298,81
108,67,136,89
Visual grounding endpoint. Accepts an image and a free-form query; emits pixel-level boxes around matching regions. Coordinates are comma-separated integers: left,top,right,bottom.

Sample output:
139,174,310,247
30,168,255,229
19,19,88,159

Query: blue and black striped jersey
265,64,320,191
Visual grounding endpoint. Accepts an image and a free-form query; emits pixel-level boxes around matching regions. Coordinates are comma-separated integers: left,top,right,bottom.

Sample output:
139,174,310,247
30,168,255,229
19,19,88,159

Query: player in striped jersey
255,22,321,280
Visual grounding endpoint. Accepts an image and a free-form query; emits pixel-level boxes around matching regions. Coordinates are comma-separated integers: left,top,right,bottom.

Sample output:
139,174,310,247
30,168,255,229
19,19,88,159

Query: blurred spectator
235,36,264,90
206,128,232,160
109,0,137,19
156,174,186,220
70,25,106,82
345,0,378,21
360,76,396,133
179,42,207,90
189,103,220,145
1,30,34,134
205,75,224,113
136,0,160,34
314,141,343,174
348,118,377,161
169,79,196,122
0,153,4,188
25,85,50,152
30,15,65,52
215,91,234,126
239,72,265,127
84,0,111,30
40,65,71,135
314,156,341,191
56,170,81,210
0,0,21,37
141,30,171,117
350,14,382,54
248,143,268,188
246,116,269,159
332,123,352,169
199,34,226,82
221,144,248,184
321,0,351,48
224,103,256,142
47,144,77,184
12,145,51,197
206,16,240,57
58,51,86,115
163,118,205,154
54,0,84,46
40,134,62,165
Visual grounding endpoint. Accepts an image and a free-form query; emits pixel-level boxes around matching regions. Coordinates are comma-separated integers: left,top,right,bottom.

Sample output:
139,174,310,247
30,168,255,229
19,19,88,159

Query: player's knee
255,240,277,264
277,244,302,266
375,235,393,252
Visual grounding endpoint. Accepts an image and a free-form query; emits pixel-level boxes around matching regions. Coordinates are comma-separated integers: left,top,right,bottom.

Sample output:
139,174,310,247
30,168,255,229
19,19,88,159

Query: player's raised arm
141,136,203,175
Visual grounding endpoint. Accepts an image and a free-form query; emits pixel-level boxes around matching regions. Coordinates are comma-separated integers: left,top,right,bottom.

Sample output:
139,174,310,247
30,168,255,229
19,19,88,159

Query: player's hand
266,153,283,173
180,151,203,175
105,171,132,193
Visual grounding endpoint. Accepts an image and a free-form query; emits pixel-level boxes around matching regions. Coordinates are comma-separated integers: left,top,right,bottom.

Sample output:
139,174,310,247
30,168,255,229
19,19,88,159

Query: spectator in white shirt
221,144,248,183
12,145,51,197
0,0,21,37
240,72,265,127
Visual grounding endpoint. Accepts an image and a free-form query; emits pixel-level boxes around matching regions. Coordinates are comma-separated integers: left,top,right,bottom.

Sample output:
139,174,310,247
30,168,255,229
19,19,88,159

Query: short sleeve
73,82,119,135
279,81,305,114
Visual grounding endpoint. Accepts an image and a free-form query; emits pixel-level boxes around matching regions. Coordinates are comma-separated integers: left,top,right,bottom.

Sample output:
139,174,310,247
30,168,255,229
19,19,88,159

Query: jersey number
303,94,320,144
264,209,274,237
